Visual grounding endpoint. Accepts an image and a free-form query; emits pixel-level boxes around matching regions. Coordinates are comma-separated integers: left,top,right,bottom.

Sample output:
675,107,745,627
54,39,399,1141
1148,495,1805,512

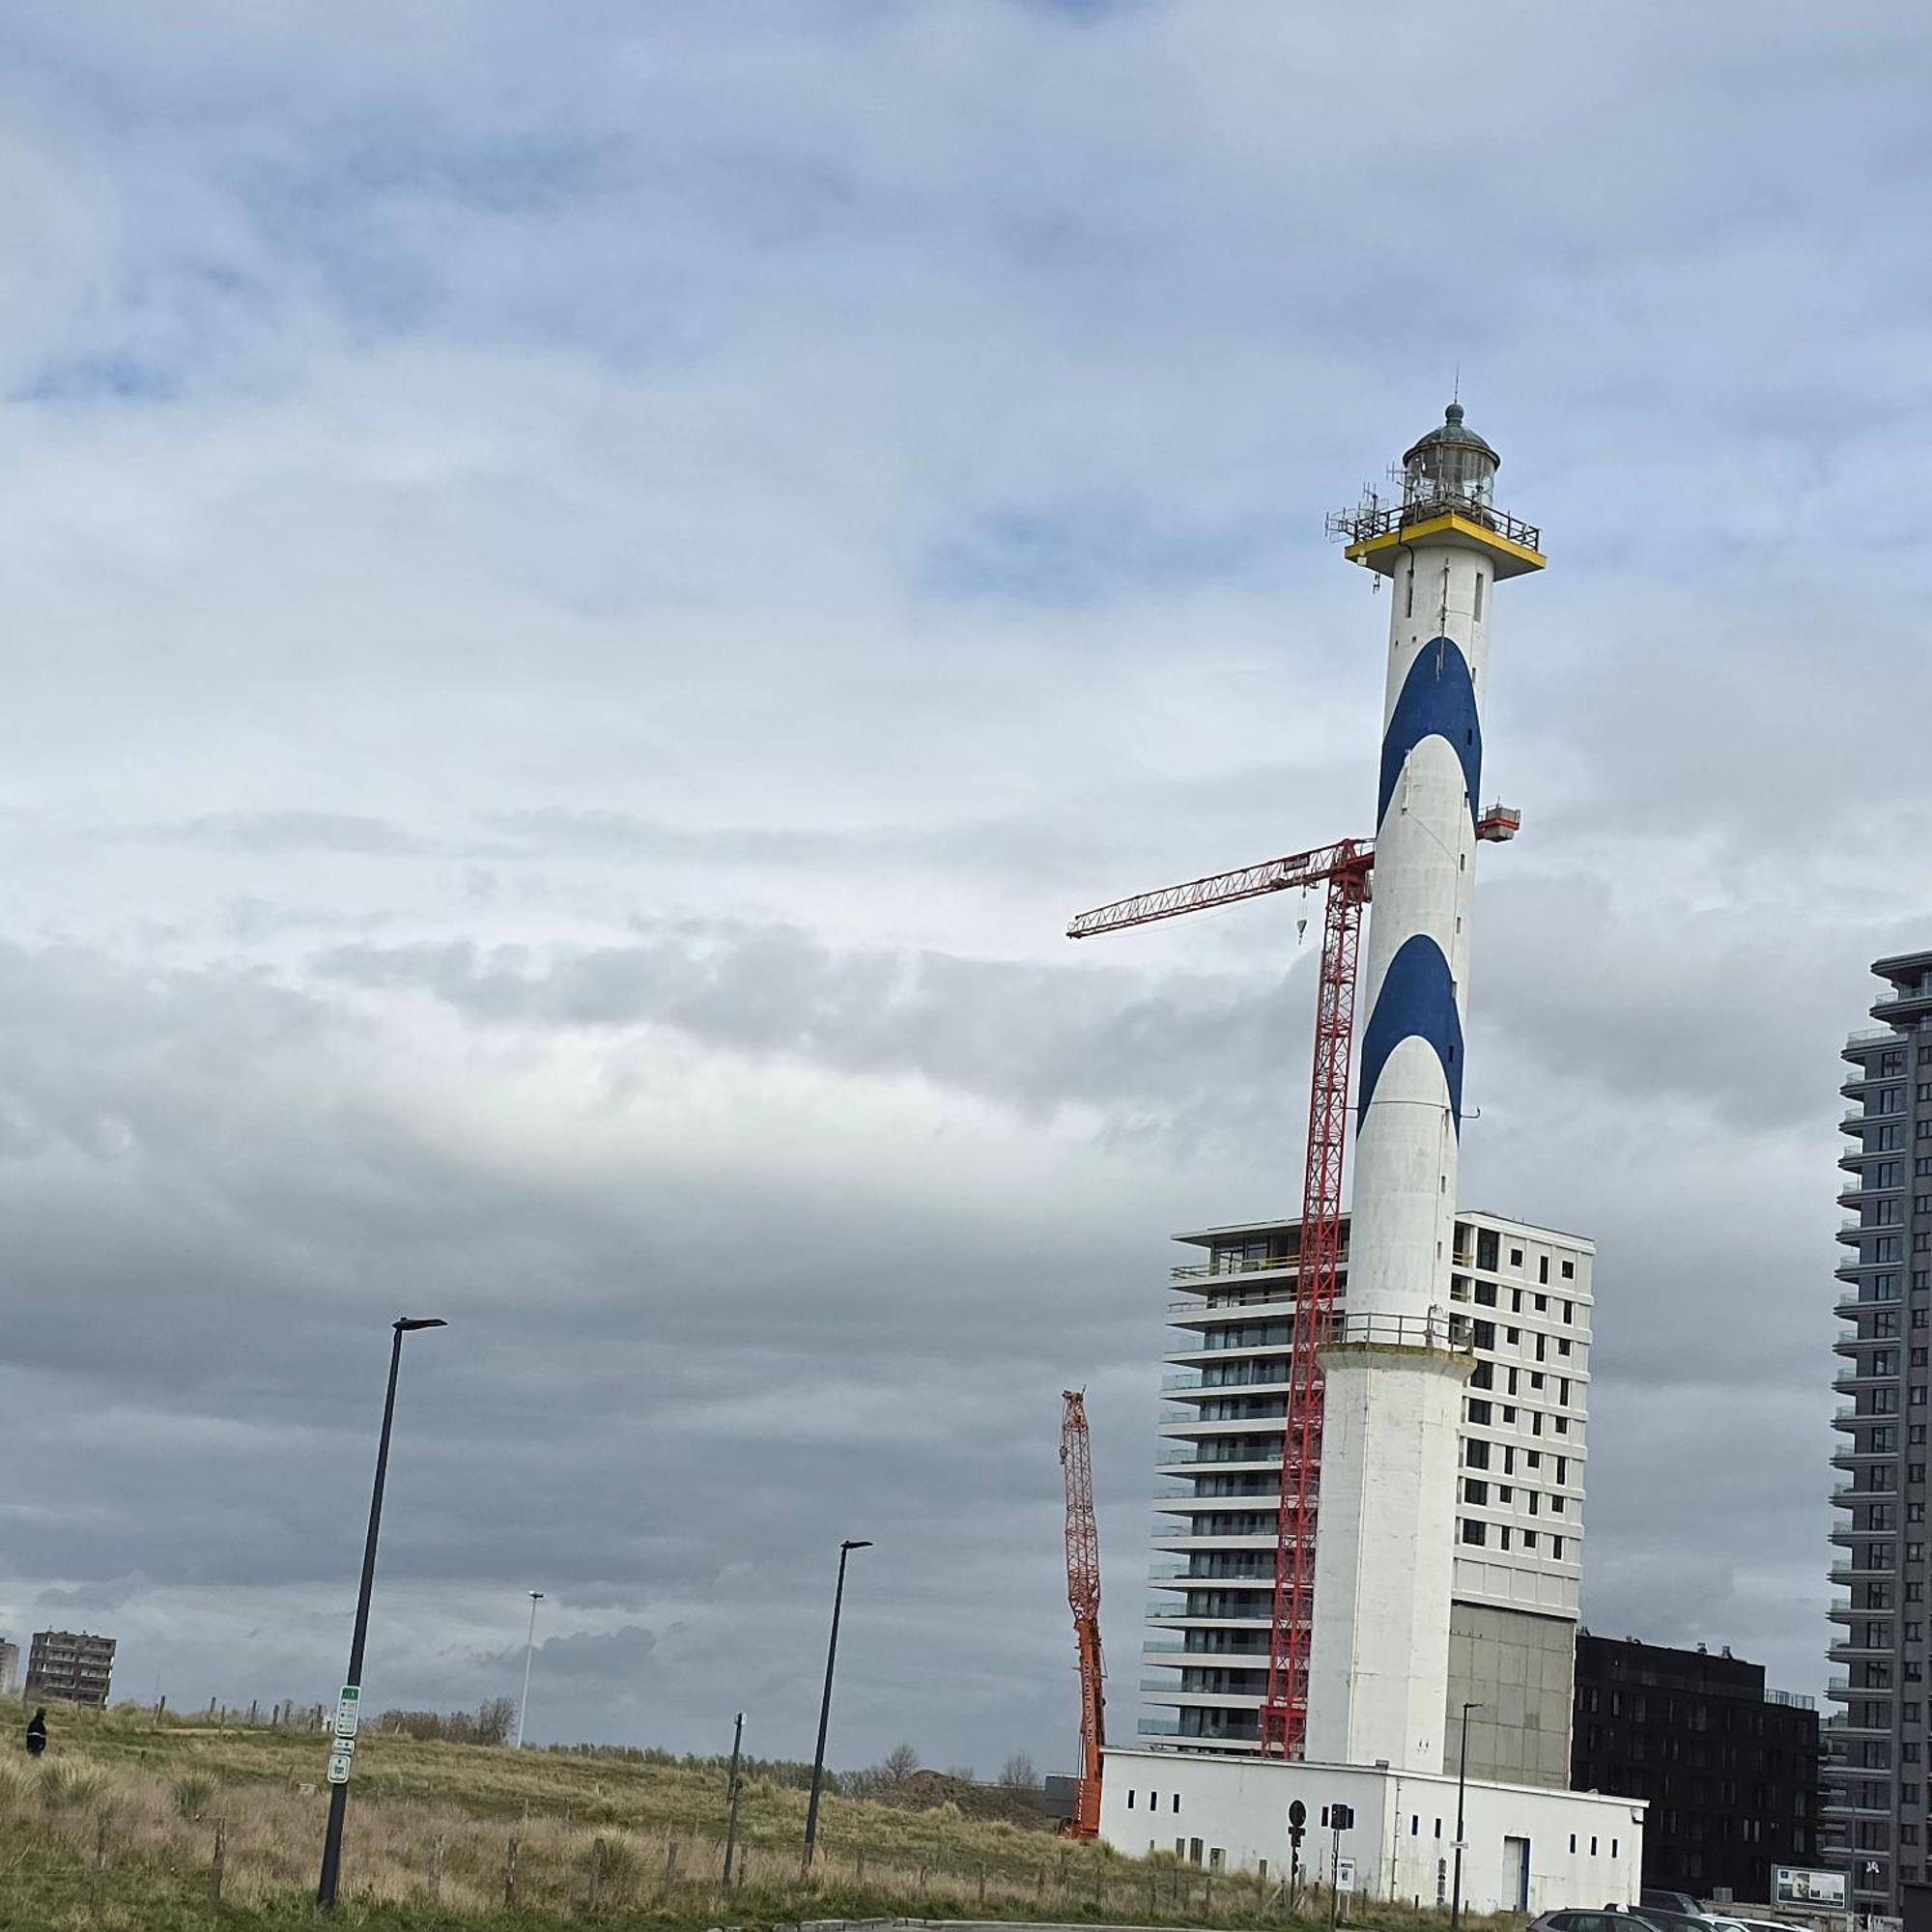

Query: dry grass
0,1703,1518,1931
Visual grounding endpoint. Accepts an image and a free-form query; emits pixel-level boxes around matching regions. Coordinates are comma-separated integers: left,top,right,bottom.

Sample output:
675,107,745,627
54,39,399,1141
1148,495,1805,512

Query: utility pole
1450,1701,1484,1932
514,1592,544,1748
723,1712,746,1884
801,1538,870,1875
316,1317,447,1910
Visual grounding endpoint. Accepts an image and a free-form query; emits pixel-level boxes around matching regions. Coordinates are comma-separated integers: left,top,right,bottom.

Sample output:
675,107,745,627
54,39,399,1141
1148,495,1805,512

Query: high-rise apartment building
25,1630,116,1707
1825,949,1932,1914
1146,1208,1591,1781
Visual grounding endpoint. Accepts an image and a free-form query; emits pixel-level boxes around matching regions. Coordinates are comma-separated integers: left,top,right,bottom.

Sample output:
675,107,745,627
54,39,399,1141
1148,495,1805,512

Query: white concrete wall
1303,1347,1470,1772
1100,1748,1645,1917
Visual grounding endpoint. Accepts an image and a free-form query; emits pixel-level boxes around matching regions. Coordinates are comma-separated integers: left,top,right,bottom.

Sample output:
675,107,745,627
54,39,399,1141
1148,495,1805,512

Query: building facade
1146,1208,1591,1781
1572,1633,1820,1901
1098,1747,1643,1915
1826,949,1932,1913
0,1638,16,1697
25,1630,116,1707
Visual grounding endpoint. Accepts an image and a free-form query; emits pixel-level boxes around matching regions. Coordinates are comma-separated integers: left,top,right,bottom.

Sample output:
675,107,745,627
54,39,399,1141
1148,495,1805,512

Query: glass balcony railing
1137,1719,1180,1736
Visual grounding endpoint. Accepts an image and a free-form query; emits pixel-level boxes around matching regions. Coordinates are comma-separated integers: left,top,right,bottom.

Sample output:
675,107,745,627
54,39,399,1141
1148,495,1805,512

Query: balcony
1136,1718,1180,1737
1171,1254,1298,1285
1873,980,1932,1022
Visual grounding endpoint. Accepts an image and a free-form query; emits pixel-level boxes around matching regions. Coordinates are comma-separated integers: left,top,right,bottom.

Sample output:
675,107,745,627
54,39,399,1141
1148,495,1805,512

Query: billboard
1773,1867,1849,1910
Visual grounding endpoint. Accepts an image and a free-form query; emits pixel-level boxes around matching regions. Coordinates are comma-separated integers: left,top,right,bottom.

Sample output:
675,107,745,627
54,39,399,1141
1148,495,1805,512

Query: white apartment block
1144,1208,1593,1782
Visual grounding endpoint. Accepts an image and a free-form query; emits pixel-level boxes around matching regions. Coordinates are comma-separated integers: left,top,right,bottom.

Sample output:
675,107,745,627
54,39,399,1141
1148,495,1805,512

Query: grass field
0,1702,1431,1931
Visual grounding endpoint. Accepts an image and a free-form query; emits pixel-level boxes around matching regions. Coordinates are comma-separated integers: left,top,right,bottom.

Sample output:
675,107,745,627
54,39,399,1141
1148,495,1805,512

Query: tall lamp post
801,1538,870,1875
316,1316,447,1910
1449,1700,1485,1932
515,1591,544,1748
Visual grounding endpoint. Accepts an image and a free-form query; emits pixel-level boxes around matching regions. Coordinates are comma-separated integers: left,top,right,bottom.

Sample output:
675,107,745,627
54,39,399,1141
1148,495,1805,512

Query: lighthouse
1301,405,1547,1775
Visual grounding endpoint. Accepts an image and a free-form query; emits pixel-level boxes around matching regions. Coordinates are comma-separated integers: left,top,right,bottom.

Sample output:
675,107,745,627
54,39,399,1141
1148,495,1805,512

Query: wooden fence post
856,1848,867,1887
428,1834,445,1903
979,1864,988,1906
504,1836,520,1908
209,1818,226,1908
90,1811,109,1920
663,1838,681,1894
588,1837,608,1913
1206,1867,1214,1916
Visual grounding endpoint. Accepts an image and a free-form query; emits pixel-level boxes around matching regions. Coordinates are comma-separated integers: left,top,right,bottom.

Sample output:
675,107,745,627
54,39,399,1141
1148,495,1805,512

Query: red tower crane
1060,1388,1106,1837
1067,810,1517,1758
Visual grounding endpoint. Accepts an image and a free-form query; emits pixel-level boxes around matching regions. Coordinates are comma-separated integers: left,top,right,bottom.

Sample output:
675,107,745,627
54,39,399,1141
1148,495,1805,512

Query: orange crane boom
1060,1389,1105,1837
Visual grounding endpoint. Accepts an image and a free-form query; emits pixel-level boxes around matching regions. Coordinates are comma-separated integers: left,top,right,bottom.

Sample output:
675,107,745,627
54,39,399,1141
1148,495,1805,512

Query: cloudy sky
1,0,1928,1774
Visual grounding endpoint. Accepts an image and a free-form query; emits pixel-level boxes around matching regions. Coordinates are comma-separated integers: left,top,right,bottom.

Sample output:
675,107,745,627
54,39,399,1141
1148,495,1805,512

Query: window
1522,1530,1538,1550
1173,1794,1180,1813
1552,1536,1565,1559
1128,1790,1136,1809
1508,1368,1520,1394
1475,1282,1497,1306
1562,1261,1576,1279
1559,1336,1574,1355
1539,1259,1549,1285
1498,1524,1512,1549
1473,572,1485,620
1569,1835,1577,1855
1464,1479,1490,1504
1507,1326,1521,1344
1467,1399,1492,1425
1465,1439,1491,1469
1511,1248,1523,1267
1473,1321,1495,1350
1462,1520,1487,1546
1512,1291,1523,1313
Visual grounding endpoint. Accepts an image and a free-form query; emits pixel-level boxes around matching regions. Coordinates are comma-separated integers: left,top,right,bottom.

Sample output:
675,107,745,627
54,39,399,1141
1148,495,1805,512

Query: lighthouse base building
1098,1750,1644,1917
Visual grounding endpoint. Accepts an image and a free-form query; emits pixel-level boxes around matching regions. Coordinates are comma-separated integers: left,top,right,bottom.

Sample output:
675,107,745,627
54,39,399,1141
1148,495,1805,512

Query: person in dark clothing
25,1708,46,1757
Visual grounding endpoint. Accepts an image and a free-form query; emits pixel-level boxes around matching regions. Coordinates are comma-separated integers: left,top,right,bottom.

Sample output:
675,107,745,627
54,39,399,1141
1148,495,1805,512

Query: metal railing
1326,495,1542,554
1326,1308,1473,1351
1172,1254,1299,1283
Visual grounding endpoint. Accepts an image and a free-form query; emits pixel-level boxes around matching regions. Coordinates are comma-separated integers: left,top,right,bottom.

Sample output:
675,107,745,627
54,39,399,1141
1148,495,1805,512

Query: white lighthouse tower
1301,406,1547,1775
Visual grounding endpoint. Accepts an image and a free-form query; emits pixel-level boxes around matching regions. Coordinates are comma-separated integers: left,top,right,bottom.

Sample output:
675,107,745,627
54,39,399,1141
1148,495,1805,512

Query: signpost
1288,1800,1307,1905
327,1685,361,1786
1321,1804,1354,1932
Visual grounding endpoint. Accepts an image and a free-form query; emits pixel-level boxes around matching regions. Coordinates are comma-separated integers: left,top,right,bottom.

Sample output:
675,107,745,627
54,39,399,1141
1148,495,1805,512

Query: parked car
1641,1894,1708,1919
1624,1907,1716,1932
1528,1913,1669,1932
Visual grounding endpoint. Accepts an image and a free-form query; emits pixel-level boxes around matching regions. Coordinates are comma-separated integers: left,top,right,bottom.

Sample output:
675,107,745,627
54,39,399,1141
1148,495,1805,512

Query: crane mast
1060,1389,1105,1837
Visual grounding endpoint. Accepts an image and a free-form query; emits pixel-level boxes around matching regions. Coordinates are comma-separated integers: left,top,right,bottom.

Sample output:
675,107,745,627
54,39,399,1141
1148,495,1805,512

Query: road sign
1289,1800,1307,1829
327,1745,355,1786
1336,1858,1356,1892
334,1685,362,1739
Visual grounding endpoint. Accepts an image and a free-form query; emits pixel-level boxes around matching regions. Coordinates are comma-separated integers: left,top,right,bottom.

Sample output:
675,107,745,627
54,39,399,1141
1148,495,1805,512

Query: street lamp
1450,1700,1485,1932
515,1591,544,1748
801,1538,871,1875
316,1317,447,1911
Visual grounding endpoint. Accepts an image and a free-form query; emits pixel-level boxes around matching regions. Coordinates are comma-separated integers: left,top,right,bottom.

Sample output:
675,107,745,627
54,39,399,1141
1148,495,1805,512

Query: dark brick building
1572,1634,1821,1901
